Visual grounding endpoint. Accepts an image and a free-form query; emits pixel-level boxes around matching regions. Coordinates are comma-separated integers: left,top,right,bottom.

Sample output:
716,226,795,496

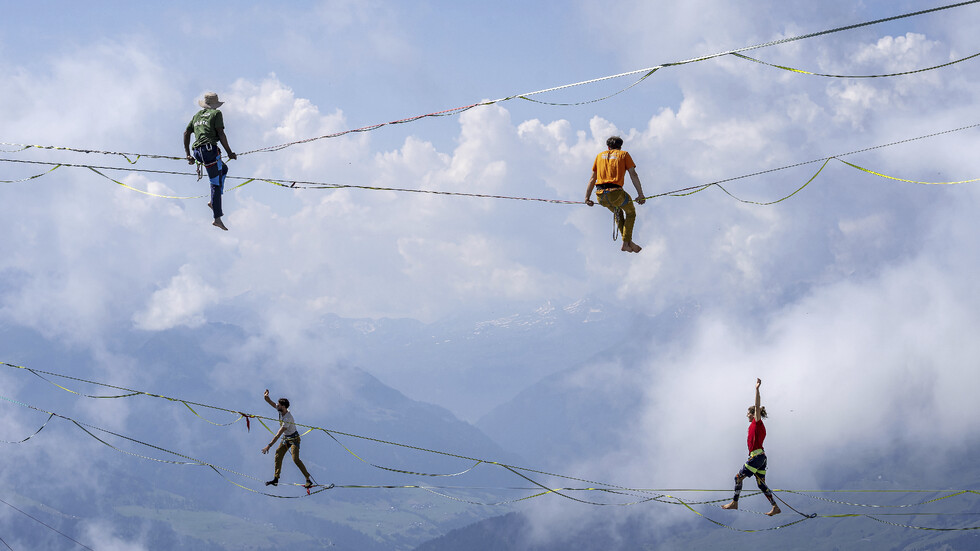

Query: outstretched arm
628,167,645,204
264,389,276,409
585,171,597,206
754,378,762,421
262,425,286,454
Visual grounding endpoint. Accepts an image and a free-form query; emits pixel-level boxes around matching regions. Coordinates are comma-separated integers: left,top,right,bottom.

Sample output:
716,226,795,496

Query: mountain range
3,297,977,550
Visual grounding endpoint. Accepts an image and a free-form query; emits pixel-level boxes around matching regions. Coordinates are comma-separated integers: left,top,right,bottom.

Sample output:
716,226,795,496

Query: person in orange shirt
584,136,646,253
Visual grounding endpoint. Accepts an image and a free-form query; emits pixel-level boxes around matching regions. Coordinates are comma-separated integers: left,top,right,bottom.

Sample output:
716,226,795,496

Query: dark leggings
733,453,775,504
733,473,775,504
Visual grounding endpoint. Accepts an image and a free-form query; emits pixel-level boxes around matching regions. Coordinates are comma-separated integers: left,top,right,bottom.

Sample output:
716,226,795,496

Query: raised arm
754,378,762,421
261,389,285,454
628,167,645,204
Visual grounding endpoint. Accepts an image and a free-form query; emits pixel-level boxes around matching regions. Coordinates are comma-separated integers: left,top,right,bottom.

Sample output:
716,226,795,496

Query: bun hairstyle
747,405,767,420
278,398,290,410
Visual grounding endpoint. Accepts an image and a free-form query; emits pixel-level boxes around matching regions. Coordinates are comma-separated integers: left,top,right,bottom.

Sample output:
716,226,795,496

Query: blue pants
193,144,228,218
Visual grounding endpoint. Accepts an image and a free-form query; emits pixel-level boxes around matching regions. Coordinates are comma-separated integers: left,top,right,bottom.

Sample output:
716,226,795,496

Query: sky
3,0,980,547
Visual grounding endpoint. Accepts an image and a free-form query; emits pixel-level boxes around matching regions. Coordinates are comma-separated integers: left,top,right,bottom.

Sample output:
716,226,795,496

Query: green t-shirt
186,108,225,149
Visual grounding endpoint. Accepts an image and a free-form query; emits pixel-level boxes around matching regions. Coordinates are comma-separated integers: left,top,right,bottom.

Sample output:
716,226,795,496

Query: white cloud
80,521,149,551
133,265,217,331
568,247,980,500
0,41,180,147
3,2,980,547
852,33,940,72
3,3,979,353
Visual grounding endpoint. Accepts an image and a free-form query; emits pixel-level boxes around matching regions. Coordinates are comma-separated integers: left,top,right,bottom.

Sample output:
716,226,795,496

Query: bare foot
213,218,228,231
766,504,781,516
622,241,642,253
721,501,738,510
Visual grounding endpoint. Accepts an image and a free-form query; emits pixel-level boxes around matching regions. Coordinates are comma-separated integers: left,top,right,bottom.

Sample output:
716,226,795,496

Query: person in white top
261,389,314,488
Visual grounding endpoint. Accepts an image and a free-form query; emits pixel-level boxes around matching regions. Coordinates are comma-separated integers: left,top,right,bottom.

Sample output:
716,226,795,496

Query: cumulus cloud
7,6,977,347
4,2,980,548
519,230,980,538
0,41,180,148
133,265,218,331
632,246,980,493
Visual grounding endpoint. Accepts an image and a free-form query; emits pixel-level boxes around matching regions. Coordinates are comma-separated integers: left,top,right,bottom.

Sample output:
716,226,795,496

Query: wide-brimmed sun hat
198,92,224,109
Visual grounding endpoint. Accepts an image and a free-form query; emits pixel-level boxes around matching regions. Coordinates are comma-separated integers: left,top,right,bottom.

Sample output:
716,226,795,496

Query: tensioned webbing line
731,50,980,79
3,122,979,206
3,394,979,532
241,1,980,154
519,48,980,107
641,122,980,202
0,412,54,443
0,396,659,508
2,45,974,163
0,362,933,513
2,1,975,163
0,495,95,551
0,390,727,508
0,158,581,204
0,362,825,513
1,361,649,495
2,394,979,532
0,388,723,508
0,392,339,498
4,361,980,531
780,488,980,509
0,392,958,514
0,142,182,163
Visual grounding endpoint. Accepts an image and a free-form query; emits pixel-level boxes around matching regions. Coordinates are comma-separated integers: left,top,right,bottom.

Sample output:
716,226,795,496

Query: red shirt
747,419,766,452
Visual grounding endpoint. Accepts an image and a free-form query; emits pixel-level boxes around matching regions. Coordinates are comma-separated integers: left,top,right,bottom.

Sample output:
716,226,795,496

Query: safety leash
775,493,818,519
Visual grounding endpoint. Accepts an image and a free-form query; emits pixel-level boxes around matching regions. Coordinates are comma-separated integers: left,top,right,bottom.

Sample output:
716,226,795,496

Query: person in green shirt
183,92,237,231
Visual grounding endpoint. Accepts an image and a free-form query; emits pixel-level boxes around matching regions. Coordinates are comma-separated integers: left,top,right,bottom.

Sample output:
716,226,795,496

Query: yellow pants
597,188,636,243
274,436,311,480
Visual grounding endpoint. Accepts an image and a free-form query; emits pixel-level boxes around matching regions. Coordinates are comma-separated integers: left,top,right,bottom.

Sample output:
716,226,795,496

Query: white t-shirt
279,410,298,435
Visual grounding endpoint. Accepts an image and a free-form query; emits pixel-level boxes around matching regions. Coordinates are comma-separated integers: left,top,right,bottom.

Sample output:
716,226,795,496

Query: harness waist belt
284,431,300,440
749,448,765,457
193,144,220,167
596,183,622,191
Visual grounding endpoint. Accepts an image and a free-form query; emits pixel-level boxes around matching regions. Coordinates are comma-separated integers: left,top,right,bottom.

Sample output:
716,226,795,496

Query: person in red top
584,136,646,253
722,378,781,516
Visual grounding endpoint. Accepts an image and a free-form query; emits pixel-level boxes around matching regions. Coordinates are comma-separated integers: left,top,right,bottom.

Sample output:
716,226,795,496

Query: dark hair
747,405,767,420
278,398,290,410
606,136,624,150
